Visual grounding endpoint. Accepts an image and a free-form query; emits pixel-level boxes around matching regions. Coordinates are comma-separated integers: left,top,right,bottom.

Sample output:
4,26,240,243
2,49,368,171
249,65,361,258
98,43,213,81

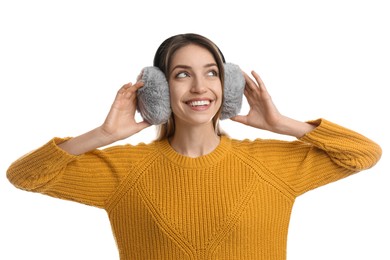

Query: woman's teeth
188,100,210,107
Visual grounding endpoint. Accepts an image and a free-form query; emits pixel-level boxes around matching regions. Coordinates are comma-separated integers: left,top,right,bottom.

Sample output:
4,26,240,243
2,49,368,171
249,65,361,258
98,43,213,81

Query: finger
243,71,260,91
244,83,250,93
125,80,145,95
132,80,145,91
244,81,262,102
244,87,250,97
243,87,255,104
117,82,133,96
230,115,249,125
118,80,144,93
251,71,266,91
120,81,145,99
131,120,152,134
137,120,151,129
136,69,144,81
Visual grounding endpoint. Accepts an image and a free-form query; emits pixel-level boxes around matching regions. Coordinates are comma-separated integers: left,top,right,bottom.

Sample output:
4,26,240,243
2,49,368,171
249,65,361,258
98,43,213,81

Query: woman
7,33,382,259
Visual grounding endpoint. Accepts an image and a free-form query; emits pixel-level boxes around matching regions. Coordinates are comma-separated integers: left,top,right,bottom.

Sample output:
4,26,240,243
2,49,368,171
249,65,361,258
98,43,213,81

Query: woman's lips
185,99,213,111
187,100,211,107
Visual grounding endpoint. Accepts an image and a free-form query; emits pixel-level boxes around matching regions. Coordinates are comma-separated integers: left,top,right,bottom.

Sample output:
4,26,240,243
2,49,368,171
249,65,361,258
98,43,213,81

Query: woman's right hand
100,80,151,143
58,81,150,155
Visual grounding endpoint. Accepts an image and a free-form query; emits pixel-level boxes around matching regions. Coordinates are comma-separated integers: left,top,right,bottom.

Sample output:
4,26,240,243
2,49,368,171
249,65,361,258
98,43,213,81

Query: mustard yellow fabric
7,119,381,259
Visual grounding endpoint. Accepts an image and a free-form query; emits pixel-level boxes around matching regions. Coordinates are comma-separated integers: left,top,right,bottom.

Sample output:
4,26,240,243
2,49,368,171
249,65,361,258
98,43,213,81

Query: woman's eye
176,72,189,78
207,70,218,77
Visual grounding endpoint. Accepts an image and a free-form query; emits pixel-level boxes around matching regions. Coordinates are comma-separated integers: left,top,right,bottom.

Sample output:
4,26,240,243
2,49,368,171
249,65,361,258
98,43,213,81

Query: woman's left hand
231,70,283,132
231,70,316,137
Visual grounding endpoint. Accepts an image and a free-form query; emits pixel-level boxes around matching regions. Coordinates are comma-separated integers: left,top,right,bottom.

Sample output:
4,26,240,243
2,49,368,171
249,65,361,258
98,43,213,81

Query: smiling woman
6,33,382,260
152,33,229,141
167,44,223,153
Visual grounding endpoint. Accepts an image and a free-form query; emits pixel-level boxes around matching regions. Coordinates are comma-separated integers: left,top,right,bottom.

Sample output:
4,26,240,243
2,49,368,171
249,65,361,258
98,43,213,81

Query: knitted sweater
7,119,381,260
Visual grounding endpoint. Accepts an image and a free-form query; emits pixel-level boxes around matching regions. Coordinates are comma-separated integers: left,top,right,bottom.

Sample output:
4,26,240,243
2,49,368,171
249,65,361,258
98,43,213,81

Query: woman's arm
59,80,150,155
6,80,151,206
233,71,381,195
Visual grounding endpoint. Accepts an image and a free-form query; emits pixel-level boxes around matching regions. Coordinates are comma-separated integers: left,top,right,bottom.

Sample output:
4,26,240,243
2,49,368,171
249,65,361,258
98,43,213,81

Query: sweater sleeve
300,118,382,171
256,119,382,196
6,137,140,208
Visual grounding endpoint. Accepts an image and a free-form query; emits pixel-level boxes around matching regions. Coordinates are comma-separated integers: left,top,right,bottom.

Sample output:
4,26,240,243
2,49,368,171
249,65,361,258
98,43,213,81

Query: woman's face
168,44,222,129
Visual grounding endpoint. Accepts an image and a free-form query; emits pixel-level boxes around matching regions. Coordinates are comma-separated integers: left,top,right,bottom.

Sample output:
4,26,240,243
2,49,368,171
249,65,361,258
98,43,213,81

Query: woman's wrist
58,126,115,155
273,116,316,138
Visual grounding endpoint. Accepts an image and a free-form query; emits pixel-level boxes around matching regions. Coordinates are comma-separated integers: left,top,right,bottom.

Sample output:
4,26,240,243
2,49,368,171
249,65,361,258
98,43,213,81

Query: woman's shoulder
100,140,163,162
228,136,298,148
226,135,306,159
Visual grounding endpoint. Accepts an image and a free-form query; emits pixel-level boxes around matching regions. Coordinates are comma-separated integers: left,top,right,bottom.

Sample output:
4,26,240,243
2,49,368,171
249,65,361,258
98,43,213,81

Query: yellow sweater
7,119,381,259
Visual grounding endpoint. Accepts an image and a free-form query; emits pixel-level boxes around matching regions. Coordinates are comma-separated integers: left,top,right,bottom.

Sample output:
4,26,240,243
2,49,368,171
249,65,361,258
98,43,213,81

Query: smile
187,100,211,107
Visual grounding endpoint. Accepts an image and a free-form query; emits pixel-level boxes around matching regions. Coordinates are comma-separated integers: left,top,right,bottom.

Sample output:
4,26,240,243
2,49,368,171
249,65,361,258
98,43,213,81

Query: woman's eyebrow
171,63,218,72
171,64,192,72
204,63,218,68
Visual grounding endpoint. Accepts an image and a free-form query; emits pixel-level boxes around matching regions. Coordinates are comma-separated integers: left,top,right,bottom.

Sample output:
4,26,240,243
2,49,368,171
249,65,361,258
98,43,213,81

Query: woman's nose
190,76,207,93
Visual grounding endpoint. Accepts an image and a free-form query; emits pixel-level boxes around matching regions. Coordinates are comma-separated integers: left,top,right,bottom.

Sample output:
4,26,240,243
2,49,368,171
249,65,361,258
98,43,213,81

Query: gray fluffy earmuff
137,62,245,125
137,67,171,125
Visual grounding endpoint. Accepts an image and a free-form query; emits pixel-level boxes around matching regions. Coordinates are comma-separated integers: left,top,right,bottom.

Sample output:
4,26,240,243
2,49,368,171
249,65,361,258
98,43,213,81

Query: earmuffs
136,39,245,125
136,63,245,125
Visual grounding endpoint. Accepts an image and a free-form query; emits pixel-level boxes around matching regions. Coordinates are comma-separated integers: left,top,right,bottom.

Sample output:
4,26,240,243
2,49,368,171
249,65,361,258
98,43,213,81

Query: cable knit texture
7,119,382,259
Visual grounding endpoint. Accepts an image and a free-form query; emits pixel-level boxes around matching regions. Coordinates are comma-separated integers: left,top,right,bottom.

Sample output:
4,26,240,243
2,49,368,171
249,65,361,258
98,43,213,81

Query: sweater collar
156,135,231,169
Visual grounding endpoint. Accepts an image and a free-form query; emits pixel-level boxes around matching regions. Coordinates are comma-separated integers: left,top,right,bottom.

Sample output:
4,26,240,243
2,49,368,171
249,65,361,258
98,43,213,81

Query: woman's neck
169,123,220,158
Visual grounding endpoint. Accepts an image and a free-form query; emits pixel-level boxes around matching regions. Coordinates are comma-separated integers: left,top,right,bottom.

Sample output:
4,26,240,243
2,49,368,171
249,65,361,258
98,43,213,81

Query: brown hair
153,33,226,140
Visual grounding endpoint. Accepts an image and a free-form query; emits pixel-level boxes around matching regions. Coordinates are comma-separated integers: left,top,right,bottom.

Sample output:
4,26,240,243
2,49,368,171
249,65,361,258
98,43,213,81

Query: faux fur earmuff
137,67,171,125
137,62,245,125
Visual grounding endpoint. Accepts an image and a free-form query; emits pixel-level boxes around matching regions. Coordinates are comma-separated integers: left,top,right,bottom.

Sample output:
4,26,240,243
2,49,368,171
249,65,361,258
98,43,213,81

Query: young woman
7,33,382,259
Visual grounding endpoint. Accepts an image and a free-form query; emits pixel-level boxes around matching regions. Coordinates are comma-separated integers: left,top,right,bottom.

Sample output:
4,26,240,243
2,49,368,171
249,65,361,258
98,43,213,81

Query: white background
1,0,389,259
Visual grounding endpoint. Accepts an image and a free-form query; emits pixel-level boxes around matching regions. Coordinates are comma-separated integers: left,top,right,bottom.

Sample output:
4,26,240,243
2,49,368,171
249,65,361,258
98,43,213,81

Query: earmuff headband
137,63,245,125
